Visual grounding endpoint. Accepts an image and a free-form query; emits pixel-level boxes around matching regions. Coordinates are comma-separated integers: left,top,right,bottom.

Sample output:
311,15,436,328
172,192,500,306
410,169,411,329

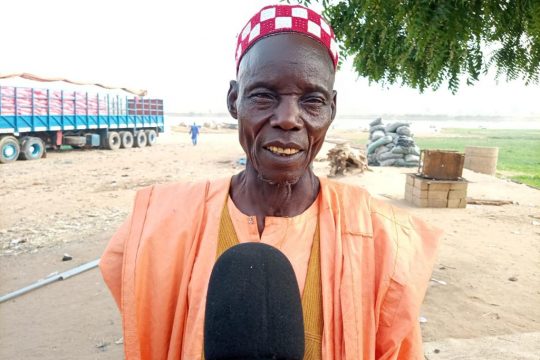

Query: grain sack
391,145,408,154
371,130,386,141
367,135,392,154
369,117,383,126
393,158,417,167
405,154,420,162
377,152,404,161
405,160,420,167
369,124,386,133
396,136,414,147
409,145,420,156
386,121,409,133
379,158,398,166
375,146,389,155
396,126,411,136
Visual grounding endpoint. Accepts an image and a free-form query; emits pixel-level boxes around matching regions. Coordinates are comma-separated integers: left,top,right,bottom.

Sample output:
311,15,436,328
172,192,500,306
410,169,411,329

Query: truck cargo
0,84,164,164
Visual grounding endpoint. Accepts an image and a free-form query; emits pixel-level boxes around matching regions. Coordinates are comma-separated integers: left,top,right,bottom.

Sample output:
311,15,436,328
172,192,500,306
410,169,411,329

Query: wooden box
420,150,465,180
405,173,468,208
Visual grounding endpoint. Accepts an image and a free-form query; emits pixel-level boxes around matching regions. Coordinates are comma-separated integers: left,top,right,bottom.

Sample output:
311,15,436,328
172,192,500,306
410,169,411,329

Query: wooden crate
420,150,465,180
405,173,468,208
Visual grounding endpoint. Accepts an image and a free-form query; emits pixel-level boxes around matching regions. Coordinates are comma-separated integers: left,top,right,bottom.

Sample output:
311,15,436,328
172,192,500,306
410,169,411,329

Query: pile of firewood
327,143,368,177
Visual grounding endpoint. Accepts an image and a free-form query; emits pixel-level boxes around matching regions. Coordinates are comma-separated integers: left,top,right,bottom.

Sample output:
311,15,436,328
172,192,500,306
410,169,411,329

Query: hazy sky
2,0,539,117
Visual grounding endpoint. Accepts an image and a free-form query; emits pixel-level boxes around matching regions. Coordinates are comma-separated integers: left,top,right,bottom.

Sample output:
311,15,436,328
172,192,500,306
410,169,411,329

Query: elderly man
100,4,440,360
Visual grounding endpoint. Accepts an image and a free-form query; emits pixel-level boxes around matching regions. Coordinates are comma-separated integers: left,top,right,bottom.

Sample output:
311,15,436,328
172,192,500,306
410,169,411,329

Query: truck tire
120,131,134,149
0,136,20,164
19,137,45,161
145,129,157,146
105,132,121,150
133,130,147,148
17,136,31,159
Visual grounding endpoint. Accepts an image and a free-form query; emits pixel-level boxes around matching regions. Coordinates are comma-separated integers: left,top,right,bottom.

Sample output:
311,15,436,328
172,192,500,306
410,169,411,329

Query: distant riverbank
165,114,540,132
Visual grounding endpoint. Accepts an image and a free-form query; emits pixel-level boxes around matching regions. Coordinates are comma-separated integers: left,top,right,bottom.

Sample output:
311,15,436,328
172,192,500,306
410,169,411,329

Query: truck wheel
105,132,121,150
145,130,157,146
133,130,147,148
17,136,31,159
0,136,20,164
120,131,134,149
19,137,45,161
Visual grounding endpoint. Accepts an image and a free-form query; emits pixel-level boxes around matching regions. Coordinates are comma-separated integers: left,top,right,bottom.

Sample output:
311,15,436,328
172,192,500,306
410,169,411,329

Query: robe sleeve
100,214,132,310
371,200,441,360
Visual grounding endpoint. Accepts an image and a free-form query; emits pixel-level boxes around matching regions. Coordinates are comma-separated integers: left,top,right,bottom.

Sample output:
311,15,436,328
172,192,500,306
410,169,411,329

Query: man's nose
270,97,302,130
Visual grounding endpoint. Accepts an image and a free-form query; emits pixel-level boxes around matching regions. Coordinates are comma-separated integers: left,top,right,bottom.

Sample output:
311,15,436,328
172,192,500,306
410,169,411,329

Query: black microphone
204,243,305,360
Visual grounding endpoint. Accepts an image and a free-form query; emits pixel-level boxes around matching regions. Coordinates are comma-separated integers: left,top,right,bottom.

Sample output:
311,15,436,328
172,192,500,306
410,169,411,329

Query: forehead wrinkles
241,62,332,96
237,34,334,87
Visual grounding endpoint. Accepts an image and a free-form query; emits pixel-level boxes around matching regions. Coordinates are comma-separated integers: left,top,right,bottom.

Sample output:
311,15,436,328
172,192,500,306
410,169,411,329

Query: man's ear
227,80,239,119
331,90,337,120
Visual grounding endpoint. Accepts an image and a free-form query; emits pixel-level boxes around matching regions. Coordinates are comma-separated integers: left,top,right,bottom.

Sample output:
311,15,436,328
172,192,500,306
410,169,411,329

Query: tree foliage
296,0,540,93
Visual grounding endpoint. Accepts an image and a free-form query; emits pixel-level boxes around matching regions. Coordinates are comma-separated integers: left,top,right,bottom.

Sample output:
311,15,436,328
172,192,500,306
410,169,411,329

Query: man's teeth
267,146,300,155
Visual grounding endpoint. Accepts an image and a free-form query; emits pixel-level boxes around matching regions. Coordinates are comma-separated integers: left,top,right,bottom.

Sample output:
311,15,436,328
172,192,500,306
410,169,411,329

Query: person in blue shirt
189,123,200,146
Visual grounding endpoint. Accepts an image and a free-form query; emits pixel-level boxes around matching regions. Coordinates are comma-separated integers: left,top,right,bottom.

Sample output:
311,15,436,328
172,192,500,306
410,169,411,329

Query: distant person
189,122,200,145
101,4,440,359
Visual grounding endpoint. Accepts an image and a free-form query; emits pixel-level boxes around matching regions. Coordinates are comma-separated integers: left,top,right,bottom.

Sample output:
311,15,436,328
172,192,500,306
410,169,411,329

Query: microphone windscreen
204,242,304,360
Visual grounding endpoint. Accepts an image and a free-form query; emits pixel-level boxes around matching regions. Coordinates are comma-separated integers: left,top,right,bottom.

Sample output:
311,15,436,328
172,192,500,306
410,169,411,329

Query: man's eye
303,97,326,106
250,93,274,100
248,93,276,106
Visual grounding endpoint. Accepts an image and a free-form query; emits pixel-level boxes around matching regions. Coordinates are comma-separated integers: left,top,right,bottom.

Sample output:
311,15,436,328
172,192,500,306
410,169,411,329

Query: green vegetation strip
414,129,540,188
336,128,540,188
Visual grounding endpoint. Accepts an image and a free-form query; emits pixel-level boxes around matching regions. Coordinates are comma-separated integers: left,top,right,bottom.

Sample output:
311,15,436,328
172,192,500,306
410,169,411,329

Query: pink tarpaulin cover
1,86,124,115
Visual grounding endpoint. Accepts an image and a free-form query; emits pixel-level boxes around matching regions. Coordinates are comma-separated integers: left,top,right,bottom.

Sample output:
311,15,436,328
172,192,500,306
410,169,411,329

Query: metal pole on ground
0,259,100,304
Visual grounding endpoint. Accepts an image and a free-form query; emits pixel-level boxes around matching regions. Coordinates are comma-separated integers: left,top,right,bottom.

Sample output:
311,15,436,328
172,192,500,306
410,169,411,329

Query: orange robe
100,177,440,360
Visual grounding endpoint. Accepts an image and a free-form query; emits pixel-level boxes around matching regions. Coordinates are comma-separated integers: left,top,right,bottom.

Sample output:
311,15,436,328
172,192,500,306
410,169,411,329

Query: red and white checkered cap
235,4,339,71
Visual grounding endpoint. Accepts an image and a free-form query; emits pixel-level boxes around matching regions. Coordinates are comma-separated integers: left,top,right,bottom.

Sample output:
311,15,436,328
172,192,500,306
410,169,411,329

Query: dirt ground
1,129,539,359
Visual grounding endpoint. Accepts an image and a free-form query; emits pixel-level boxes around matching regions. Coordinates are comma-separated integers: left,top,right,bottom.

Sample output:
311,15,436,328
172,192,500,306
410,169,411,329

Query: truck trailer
0,85,164,164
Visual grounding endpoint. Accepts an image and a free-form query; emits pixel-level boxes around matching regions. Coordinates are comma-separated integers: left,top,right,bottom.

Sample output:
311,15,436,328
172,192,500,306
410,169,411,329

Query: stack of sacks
0,86,120,115
366,118,421,167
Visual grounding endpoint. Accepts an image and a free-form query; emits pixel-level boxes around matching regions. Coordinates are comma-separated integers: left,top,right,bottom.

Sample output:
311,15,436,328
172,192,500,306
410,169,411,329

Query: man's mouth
265,146,301,156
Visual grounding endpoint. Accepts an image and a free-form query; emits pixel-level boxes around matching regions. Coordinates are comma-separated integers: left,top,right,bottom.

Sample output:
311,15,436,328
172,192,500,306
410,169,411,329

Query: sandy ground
1,129,539,359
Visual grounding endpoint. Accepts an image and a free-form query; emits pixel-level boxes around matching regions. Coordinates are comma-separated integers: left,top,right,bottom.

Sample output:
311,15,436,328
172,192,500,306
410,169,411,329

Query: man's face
228,33,337,185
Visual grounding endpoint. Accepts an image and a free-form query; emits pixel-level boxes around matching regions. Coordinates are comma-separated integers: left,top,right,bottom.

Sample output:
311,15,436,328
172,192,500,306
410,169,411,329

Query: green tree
297,0,540,93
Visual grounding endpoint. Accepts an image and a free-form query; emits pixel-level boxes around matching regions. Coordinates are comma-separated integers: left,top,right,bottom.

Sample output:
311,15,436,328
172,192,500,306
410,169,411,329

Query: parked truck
0,85,164,164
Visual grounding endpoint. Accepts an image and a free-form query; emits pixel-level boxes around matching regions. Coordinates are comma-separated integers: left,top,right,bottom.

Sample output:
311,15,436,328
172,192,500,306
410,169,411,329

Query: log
466,198,514,206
